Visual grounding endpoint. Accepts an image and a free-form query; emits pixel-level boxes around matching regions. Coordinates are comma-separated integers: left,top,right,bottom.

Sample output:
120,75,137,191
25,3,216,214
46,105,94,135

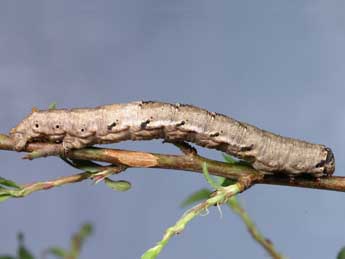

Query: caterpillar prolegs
10,101,335,177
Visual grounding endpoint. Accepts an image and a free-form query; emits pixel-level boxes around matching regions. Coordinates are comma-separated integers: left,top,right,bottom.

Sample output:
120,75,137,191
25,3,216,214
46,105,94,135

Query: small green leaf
180,188,212,208
104,178,131,192
202,162,220,190
141,247,161,259
60,158,102,173
0,256,16,259
0,177,20,189
17,233,34,259
18,247,34,259
220,178,237,187
337,247,345,259
46,247,66,258
48,102,57,110
222,153,237,164
79,223,93,238
0,193,11,202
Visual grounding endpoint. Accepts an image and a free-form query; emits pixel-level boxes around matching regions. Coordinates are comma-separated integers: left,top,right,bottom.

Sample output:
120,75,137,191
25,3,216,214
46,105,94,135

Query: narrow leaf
337,247,345,259
59,158,102,173
104,178,131,192
0,194,11,202
220,178,237,187
202,162,220,190
180,188,212,208
17,233,34,259
0,256,16,259
46,247,66,258
141,247,161,259
79,223,93,238
0,177,20,189
18,247,34,259
222,153,237,164
48,102,57,110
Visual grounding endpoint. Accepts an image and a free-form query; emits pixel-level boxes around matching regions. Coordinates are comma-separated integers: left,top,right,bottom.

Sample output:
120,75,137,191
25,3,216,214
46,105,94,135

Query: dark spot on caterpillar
35,124,39,128
140,119,150,129
81,128,85,132
238,121,248,130
176,121,185,127
215,112,227,118
315,160,325,168
138,100,155,108
210,112,216,120
107,122,117,130
210,132,220,137
140,101,155,106
55,125,60,129
239,144,254,152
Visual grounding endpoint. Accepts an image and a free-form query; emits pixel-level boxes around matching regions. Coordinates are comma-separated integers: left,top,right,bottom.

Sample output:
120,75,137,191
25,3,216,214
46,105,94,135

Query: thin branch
1,133,345,192
0,166,127,199
228,197,286,259
142,179,251,259
1,171,92,199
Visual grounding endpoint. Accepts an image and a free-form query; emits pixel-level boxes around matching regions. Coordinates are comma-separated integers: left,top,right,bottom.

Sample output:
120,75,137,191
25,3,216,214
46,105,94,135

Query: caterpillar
9,101,335,177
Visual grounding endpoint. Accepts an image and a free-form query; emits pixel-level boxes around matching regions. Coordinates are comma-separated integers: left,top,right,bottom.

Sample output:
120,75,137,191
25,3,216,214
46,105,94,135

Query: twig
0,166,127,199
228,197,286,259
141,179,251,259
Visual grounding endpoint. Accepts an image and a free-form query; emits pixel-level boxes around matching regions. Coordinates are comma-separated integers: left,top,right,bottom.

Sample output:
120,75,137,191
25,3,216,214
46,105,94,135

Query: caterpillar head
323,147,335,176
10,110,66,151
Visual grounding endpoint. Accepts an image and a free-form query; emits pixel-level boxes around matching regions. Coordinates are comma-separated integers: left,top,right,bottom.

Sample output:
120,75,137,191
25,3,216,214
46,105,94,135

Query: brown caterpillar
9,101,335,177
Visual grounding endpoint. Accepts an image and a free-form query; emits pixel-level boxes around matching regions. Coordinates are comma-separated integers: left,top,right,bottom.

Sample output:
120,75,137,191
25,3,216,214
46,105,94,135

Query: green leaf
59,158,103,173
79,223,93,238
0,193,11,202
48,102,57,110
0,256,16,259
337,247,345,259
222,153,237,164
46,247,66,258
202,162,220,190
104,178,131,192
69,223,93,256
220,178,237,187
223,154,252,167
180,188,212,208
0,177,20,189
17,233,34,259
141,247,161,259
18,247,34,259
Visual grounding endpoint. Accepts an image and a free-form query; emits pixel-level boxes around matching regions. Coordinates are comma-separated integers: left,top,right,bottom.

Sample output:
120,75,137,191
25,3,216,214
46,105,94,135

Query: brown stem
1,134,345,192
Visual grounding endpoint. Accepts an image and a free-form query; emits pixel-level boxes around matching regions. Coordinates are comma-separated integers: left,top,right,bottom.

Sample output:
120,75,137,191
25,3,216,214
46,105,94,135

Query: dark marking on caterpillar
140,119,151,129
9,101,335,177
107,122,117,131
176,121,185,127
210,132,220,137
239,144,254,152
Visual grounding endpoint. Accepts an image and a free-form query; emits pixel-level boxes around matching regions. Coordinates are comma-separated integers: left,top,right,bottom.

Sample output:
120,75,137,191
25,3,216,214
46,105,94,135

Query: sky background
0,1,345,258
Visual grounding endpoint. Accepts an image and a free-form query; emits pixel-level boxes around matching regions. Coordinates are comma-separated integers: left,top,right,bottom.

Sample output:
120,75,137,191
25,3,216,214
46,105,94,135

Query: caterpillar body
10,101,335,177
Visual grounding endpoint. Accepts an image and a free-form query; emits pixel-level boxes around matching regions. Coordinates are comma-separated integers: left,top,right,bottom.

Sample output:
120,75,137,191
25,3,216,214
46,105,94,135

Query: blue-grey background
0,1,344,258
